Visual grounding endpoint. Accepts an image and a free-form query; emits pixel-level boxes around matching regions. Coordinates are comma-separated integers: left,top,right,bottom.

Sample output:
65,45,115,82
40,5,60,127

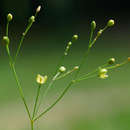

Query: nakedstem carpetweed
0,4,129,130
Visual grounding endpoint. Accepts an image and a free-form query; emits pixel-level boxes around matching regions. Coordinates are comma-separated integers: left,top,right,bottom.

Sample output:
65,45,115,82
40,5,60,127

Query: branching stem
32,84,41,119
6,45,31,121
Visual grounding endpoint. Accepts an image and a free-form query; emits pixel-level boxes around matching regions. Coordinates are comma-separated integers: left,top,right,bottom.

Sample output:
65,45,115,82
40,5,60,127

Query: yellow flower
36,74,47,84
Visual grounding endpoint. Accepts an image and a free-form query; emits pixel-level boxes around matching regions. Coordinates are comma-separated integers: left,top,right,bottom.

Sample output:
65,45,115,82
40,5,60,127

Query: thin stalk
106,60,129,70
35,43,68,114
34,23,96,121
36,37,75,113
6,22,9,36
89,26,95,47
36,72,60,114
75,74,97,83
32,84,41,119
73,23,96,79
11,64,32,120
75,26,108,78
34,81,74,122
6,45,31,120
14,18,34,63
34,73,96,122
54,55,65,75
74,47,91,79
34,24,110,121
31,120,34,130
89,26,108,48
55,68,77,80
78,63,108,80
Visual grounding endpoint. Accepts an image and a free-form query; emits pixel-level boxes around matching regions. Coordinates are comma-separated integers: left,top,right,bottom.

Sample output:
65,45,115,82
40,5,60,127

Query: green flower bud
7,13,13,22
99,68,108,74
74,66,79,70
91,20,96,30
107,19,115,27
68,41,72,46
99,68,108,79
2,36,10,45
108,58,115,64
59,66,66,72
29,16,35,23
72,35,78,41
97,29,103,37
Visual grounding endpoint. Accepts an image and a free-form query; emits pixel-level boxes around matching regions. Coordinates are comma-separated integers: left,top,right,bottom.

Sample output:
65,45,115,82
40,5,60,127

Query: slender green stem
78,63,108,80
32,84,41,119
34,23,99,121
34,24,110,121
36,36,74,112
35,39,73,115
6,22,9,36
75,74,97,83
6,45,31,120
74,24,96,79
31,120,34,130
36,72,60,114
89,27,94,47
34,63,109,121
34,72,97,122
54,55,65,75
74,47,91,79
14,34,24,61
56,68,78,80
6,45,13,63
106,60,129,70
14,19,34,63
11,64,32,120
54,38,74,75
35,41,70,114
77,26,108,77
34,81,74,122
89,26,108,48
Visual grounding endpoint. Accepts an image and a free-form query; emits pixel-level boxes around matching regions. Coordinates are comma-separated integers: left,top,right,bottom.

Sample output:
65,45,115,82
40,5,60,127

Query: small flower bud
7,13,13,22
68,41,72,46
99,74,108,79
64,52,67,56
91,20,96,30
36,74,47,84
97,29,103,37
99,68,108,79
108,58,115,65
36,5,41,13
59,66,66,72
74,66,79,70
99,68,108,74
29,16,35,23
72,35,78,41
128,57,130,62
66,46,69,50
107,19,115,27
2,36,10,45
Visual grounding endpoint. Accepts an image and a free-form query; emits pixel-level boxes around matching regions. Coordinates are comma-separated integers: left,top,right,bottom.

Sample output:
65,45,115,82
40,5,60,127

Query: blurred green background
0,0,130,130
